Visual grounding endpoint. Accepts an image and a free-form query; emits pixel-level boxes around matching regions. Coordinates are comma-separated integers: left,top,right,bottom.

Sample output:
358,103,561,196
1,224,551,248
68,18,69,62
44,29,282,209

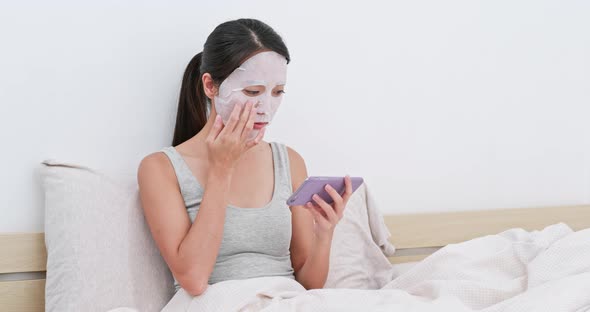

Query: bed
1,204,589,311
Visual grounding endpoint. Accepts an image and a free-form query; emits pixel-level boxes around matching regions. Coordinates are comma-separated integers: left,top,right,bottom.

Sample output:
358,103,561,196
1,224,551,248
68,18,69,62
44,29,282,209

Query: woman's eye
276,90,286,95
244,90,259,95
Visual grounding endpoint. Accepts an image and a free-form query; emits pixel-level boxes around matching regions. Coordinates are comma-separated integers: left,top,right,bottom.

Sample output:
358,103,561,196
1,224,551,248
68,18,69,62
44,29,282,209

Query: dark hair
172,18,291,146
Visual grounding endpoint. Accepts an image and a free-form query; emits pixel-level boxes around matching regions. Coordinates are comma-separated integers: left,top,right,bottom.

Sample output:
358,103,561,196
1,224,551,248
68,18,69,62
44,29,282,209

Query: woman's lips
253,122,268,130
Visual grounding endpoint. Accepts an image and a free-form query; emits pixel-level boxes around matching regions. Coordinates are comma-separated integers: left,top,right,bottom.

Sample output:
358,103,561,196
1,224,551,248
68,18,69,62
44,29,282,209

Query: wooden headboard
0,233,46,312
1,204,589,311
386,205,590,263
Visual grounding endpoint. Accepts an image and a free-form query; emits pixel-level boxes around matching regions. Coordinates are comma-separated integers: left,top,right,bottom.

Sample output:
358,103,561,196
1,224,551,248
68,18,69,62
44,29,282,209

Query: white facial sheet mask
214,51,287,140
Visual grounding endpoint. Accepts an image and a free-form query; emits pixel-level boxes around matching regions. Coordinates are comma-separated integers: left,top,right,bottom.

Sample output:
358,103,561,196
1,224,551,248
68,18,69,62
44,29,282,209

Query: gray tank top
160,142,296,293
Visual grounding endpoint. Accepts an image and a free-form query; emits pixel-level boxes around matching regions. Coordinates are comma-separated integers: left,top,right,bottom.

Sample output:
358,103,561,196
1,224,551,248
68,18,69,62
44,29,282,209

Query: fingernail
325,185,330,191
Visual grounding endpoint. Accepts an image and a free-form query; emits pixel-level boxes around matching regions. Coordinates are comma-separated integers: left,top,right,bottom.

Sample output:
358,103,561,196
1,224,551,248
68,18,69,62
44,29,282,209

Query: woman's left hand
304,175,353,240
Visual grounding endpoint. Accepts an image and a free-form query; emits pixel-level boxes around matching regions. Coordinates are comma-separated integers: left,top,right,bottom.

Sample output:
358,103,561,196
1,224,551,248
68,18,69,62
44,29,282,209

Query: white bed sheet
110,223,590,312
391,261,419,277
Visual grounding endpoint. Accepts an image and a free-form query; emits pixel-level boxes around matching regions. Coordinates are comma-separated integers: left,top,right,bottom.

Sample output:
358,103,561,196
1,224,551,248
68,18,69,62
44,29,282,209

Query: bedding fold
157,223,590,312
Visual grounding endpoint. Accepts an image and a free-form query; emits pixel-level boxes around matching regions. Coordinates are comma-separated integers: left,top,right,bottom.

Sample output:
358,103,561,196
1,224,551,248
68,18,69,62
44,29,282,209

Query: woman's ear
202,73,218,100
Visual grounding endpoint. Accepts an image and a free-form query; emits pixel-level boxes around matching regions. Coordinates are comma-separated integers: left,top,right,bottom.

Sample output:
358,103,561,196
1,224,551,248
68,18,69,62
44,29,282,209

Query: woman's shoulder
281,144,307,182
269,141,304,167
284,145,304,164
137,148,176,183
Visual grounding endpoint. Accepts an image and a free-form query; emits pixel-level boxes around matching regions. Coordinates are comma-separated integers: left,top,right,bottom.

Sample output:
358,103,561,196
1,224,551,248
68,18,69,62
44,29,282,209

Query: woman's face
214,51,288,139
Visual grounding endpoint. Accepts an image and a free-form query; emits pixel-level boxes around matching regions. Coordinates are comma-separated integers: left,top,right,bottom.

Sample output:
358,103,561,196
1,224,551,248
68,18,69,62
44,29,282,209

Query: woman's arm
287,147,352,289
138,102,262,296
138,153,233,296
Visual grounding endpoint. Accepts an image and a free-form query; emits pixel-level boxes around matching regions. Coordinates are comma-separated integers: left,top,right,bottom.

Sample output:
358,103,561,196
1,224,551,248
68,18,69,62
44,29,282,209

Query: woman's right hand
206,100,265,172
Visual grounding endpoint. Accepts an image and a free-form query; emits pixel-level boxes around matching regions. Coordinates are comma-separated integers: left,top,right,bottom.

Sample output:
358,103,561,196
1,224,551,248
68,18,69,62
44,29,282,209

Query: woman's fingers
245,126,265,149
234,101,253,137
342,175,353,201
241,101,257,140
311,194,339,224
303,178,353,233
206,115,224,144
324,184,344,217
221,101,243,135
306,202,331,228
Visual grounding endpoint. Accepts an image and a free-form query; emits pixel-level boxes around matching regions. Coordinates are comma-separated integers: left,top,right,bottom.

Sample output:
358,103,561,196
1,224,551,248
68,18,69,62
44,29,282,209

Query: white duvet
112,223,590,312
151,223,590,312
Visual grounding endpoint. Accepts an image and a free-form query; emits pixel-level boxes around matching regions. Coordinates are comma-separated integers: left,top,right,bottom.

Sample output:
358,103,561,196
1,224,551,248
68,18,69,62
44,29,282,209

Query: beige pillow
40,158,395,311
324,183,396,289
40,160,174,312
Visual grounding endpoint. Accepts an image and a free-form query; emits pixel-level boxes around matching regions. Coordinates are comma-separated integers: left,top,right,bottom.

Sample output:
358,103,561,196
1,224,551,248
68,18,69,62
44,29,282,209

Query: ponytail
172,52,209,146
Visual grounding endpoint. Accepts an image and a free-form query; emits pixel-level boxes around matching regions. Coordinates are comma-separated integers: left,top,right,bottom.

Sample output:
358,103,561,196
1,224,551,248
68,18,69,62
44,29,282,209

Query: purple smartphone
286,176,364,206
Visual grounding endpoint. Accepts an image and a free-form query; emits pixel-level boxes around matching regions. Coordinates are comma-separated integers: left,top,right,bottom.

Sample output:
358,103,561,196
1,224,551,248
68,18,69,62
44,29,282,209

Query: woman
137,18,353,297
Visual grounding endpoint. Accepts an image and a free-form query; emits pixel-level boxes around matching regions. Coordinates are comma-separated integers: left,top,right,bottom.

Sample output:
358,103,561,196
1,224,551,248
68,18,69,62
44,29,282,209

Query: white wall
1,0,589,232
